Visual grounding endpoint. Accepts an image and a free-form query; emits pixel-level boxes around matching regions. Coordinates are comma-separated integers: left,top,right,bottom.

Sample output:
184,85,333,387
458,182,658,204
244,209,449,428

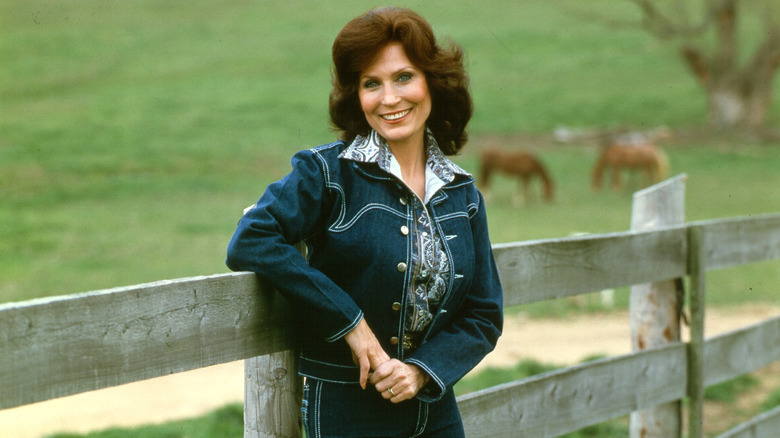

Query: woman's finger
369,359,398,387
357,353,370,389
344,318,389,389
372,361,429,403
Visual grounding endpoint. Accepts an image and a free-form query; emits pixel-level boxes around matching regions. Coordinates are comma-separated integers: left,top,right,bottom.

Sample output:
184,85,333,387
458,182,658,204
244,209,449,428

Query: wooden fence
1,175,779,437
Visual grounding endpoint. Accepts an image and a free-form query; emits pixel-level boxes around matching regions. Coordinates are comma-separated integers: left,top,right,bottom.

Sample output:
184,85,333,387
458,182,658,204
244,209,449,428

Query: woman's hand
344,318,391,389
370,360,430,403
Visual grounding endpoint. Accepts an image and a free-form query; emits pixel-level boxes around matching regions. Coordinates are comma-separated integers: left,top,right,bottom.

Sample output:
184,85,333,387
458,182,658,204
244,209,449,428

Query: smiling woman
358,43,431,157
357,43,432,197
225,6,502,437
329,7,472,156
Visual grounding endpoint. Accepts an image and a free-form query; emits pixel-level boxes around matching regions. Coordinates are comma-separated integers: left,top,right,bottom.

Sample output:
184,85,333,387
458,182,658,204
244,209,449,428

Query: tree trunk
628,0,780,132
677,2,780,131
681,46,779,130
706,80,772,130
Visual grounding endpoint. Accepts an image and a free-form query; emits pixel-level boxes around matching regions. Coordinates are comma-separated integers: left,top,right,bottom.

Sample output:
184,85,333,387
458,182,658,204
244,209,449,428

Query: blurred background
1,0,779,436
2,0,779,305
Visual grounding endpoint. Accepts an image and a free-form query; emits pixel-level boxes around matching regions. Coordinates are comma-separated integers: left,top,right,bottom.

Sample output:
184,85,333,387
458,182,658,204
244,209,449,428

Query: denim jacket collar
338,129,470,203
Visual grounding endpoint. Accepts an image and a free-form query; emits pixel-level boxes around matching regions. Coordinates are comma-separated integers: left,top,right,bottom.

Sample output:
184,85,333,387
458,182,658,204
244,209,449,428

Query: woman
227,7,502,437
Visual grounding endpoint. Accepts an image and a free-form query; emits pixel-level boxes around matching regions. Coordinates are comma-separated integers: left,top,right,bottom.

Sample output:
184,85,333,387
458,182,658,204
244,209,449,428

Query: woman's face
358,43,432,151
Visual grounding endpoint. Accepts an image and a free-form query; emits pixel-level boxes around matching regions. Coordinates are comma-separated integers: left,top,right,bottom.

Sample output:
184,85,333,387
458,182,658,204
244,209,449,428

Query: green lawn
3,1,779,436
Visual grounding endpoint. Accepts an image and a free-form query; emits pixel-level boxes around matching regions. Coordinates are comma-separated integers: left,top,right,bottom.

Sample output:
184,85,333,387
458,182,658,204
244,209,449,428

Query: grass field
3,1,779,436
2,0,778,307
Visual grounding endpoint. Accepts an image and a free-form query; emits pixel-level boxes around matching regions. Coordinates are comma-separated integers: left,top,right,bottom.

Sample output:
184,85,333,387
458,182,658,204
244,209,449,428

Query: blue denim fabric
226,140,503,402
302,379,464,438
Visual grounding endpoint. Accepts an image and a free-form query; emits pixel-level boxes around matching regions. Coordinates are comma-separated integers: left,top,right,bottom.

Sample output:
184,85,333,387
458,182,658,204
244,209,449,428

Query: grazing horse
479,147,554,206
591,135,669,191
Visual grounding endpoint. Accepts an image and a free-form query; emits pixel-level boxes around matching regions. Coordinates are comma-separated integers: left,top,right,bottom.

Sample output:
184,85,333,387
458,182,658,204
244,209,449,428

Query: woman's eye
397,72,413,82
362,79,379,89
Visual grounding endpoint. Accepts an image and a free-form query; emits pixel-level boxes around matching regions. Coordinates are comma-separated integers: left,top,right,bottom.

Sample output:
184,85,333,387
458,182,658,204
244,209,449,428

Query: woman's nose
381,85,401,106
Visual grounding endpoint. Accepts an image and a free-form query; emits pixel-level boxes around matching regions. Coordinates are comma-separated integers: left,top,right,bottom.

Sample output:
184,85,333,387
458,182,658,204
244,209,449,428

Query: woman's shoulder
309,140,348,157
442,172,479,198
289,140,348,169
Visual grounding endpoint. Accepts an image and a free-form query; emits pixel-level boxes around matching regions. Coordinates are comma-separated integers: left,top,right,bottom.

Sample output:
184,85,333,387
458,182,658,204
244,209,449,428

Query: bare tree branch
626,0,712,39
681,46,711,86
557,1,709,39
745,34,780,79
712,0,737,67
760,0,780,31
565,0,780,130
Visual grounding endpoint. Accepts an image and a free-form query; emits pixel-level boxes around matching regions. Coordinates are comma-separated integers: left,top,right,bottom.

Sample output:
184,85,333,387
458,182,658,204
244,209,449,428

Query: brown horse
479,147,554,205
591,138,669,191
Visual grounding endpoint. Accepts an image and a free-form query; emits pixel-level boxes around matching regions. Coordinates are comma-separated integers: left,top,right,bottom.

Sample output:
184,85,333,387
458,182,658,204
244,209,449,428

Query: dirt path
2,305,778,438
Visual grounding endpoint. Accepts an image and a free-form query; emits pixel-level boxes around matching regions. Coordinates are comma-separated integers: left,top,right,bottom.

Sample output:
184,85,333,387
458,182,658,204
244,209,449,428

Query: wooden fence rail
0,272,294,410
1,177,779,437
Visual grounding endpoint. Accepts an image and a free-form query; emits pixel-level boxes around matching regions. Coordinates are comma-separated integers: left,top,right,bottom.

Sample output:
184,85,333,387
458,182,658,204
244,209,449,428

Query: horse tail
591,149,607,190
655,147,670,181
535,161,555,201
478,151,494,191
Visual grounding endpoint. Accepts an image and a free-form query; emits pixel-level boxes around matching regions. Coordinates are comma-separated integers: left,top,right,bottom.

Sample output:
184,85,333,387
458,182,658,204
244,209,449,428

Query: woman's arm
226,148,364,342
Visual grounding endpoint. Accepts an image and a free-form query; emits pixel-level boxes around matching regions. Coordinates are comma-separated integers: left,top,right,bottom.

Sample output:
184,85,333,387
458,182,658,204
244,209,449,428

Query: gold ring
387,388,396,397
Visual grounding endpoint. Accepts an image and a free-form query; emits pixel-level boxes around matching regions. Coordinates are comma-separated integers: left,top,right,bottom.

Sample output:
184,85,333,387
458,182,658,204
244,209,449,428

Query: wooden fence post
244,351,302,438
686,225,706,438
629,174,686,438
245,241,306,438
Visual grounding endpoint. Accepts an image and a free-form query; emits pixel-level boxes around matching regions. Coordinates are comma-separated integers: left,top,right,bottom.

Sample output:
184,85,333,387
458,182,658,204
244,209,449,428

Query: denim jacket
226,138,503,402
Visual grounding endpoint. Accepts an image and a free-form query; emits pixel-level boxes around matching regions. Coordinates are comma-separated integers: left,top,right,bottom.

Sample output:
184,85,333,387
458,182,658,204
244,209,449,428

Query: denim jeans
302,378,465,438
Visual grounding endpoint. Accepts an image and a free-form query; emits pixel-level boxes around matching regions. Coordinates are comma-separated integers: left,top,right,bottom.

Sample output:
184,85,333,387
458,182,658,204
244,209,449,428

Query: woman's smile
382,109,411,121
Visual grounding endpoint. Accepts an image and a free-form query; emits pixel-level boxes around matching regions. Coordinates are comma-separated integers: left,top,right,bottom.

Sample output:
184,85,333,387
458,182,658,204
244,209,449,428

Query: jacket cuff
324,311,363,343
405,358,446,402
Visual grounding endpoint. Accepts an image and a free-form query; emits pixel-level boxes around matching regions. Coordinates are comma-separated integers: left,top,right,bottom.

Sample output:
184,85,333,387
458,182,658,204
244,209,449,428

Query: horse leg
641,166,651,187
649,161,662,185
480,166,492,201
525,175,534,203
611,165,622,191
591,158,605,190
483,186,493,202
641,164,656,187
513,177,526,207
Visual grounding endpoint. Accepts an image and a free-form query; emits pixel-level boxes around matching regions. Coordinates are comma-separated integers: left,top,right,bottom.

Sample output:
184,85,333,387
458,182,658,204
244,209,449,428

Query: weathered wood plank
703,315,780,387
716,405,780,438
243,240,306,438
244,351,302,438
694,213,780,270
457,343,687,437
629,174,686,438
0,272,295,410
494,227,688,306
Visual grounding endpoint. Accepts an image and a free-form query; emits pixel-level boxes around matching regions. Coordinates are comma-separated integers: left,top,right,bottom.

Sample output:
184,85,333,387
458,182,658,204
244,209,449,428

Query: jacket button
397,262,407,272
392,302,402,311
400,225,409,236
400,197,408,205
390,337,399,345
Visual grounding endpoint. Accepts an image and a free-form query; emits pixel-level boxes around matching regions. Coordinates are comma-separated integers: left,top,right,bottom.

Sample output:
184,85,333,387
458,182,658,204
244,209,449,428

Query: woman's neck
389,141,427,201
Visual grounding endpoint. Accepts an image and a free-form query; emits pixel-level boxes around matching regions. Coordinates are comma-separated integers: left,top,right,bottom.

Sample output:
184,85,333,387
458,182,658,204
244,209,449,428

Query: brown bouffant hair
329,7,473,155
